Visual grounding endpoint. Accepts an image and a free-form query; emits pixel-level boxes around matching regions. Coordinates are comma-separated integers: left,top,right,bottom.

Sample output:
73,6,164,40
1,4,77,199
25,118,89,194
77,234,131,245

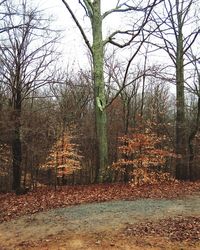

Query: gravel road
0,194,199,249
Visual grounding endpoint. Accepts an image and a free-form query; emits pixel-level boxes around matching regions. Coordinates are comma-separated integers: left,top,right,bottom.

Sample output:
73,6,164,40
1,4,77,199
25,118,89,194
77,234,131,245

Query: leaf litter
0,182,200,249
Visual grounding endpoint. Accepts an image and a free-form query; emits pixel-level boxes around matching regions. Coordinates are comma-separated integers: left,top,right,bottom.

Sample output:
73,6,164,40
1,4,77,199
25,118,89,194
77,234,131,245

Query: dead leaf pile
124,216,200,242
0,181,200,223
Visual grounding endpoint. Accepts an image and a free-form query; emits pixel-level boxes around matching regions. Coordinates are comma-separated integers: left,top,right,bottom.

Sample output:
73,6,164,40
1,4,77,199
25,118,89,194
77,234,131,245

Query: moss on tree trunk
92,0,108,182
175,9,188,180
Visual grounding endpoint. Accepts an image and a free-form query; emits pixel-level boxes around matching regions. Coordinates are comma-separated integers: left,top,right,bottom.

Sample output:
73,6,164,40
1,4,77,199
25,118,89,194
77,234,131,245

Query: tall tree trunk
92,0,108,182
123,97,132,182
175,17,188,180
188,96,200,180
12,94,22,191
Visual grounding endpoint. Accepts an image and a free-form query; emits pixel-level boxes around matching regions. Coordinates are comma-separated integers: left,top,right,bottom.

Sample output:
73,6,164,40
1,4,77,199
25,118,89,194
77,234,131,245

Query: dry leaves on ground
0,181,200,223
124,216,200,243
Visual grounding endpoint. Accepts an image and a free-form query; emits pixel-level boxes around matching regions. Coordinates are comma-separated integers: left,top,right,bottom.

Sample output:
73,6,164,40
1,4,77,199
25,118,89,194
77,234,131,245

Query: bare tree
60,0,161,182
0,0,60,192
186,52,200,179
150,0,200,180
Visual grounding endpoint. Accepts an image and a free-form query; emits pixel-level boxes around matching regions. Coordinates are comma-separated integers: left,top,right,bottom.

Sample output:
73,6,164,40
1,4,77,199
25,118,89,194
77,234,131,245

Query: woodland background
0,0,200,193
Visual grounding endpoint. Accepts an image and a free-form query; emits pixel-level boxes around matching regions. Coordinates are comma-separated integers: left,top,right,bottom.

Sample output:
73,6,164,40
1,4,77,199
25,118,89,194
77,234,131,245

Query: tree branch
183,28,200,54
82,0,93,18
61,0,92,54
79,0,93,18
102,0,163,19
103,30,137,48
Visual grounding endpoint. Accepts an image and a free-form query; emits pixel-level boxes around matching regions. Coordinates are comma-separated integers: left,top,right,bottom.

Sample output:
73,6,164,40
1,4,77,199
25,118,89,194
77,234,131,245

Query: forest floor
0,182,200,249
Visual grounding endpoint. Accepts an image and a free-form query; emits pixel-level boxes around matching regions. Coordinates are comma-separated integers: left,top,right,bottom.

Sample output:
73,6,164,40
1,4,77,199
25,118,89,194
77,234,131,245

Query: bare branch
105,70,145,109
104,0,157,49
102,0,163,19
104,30,137,48
61,0,92,54
183,28,200,54
80,0,93,18
0,1,60,104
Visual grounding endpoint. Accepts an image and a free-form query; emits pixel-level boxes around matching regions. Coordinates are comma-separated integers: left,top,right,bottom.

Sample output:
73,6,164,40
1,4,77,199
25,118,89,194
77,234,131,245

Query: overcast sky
33,0,133,69
35,0,88,67
32,0,199,82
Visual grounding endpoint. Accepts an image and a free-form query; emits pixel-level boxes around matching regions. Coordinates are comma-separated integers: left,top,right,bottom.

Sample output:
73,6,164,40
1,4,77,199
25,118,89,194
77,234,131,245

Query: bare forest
0,1,200,249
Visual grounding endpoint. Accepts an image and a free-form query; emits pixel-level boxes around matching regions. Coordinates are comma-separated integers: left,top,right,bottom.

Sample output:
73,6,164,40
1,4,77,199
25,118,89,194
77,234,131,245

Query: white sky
33,0,125,68
33,0,149,70
32,0,199,95
35,0,87,67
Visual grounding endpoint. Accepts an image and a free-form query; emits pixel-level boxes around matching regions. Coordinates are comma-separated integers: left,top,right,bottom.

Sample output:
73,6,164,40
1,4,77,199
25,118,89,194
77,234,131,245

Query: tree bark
188,96,200,180
92,0,108,182
12,94,22,191
175,10,188,180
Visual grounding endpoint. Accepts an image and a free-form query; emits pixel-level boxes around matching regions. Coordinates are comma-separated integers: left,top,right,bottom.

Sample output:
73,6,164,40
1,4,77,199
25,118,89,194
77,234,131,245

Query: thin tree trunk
140,47,148,117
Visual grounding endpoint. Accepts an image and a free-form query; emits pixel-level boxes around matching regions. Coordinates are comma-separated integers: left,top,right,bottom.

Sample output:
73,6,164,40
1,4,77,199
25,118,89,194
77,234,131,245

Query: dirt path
0,194,200,249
